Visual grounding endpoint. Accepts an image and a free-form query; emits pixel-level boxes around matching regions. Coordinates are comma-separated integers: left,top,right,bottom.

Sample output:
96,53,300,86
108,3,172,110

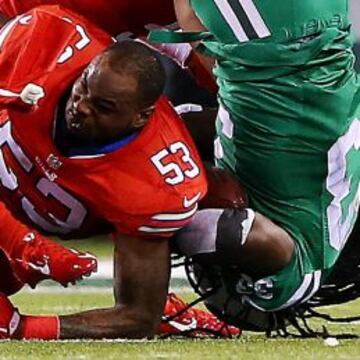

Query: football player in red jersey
0,5,241,340
0,7,101,295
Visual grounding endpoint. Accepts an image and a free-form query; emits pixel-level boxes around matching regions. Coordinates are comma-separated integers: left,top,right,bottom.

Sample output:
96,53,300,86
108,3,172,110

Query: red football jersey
0,0,176,36
0,6,207,239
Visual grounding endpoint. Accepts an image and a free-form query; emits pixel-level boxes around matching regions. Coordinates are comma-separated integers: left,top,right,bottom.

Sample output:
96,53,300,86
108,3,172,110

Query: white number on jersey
57,18,91,64
0,121,87,234
151,141,200,185
326,119,360,251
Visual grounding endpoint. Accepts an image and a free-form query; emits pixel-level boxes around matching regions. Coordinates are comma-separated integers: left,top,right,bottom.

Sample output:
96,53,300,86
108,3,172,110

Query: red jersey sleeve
0,5,112,110
0,0,176,36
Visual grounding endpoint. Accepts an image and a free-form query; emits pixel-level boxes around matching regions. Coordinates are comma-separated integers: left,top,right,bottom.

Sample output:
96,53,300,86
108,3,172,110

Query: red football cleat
12,232,97,288
0,293,20,339
159,293,241,338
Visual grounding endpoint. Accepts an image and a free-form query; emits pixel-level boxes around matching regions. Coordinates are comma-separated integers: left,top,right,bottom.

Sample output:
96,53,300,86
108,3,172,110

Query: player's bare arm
174,0,205,32
181,210,295,277
183,167,295,278
59,235,170,339
173,0,215,77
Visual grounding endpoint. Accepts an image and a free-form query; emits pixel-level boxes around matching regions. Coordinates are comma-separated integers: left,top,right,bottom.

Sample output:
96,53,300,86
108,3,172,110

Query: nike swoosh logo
168,318,198,332
23,232,36,242
183,192,202,208
28,260,50,276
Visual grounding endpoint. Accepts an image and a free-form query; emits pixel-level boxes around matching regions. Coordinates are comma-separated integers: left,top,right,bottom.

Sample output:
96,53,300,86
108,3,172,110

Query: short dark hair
103,40,166,109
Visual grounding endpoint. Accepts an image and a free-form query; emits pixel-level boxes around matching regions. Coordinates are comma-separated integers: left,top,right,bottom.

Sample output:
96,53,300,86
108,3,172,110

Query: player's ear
134,105,155,128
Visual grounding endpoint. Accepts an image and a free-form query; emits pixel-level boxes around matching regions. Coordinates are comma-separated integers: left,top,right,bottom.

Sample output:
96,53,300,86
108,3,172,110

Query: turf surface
6,237,360,358
0,290,359,360
24,238,360,359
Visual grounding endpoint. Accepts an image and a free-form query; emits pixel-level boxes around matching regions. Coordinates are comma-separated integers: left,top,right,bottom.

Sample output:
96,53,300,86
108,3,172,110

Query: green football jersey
150,1,352,81
150,0,360,310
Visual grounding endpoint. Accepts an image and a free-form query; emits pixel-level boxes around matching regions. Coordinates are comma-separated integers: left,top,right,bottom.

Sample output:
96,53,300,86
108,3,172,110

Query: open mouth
66,110,83,131
70,119,82,129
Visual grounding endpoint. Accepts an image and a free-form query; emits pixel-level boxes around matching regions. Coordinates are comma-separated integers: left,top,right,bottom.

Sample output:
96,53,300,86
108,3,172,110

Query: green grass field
0,238,355,359
1,237,357,359
0,290,359,360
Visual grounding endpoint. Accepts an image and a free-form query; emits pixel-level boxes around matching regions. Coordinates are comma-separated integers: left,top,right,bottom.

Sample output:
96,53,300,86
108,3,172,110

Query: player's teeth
71,122,81,129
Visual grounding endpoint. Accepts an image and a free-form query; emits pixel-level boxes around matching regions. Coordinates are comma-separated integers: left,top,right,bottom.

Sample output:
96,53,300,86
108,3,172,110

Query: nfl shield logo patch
46,154,62,170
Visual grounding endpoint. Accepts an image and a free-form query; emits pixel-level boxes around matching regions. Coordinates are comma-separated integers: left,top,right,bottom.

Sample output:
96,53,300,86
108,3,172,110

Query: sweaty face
65,56,140,144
